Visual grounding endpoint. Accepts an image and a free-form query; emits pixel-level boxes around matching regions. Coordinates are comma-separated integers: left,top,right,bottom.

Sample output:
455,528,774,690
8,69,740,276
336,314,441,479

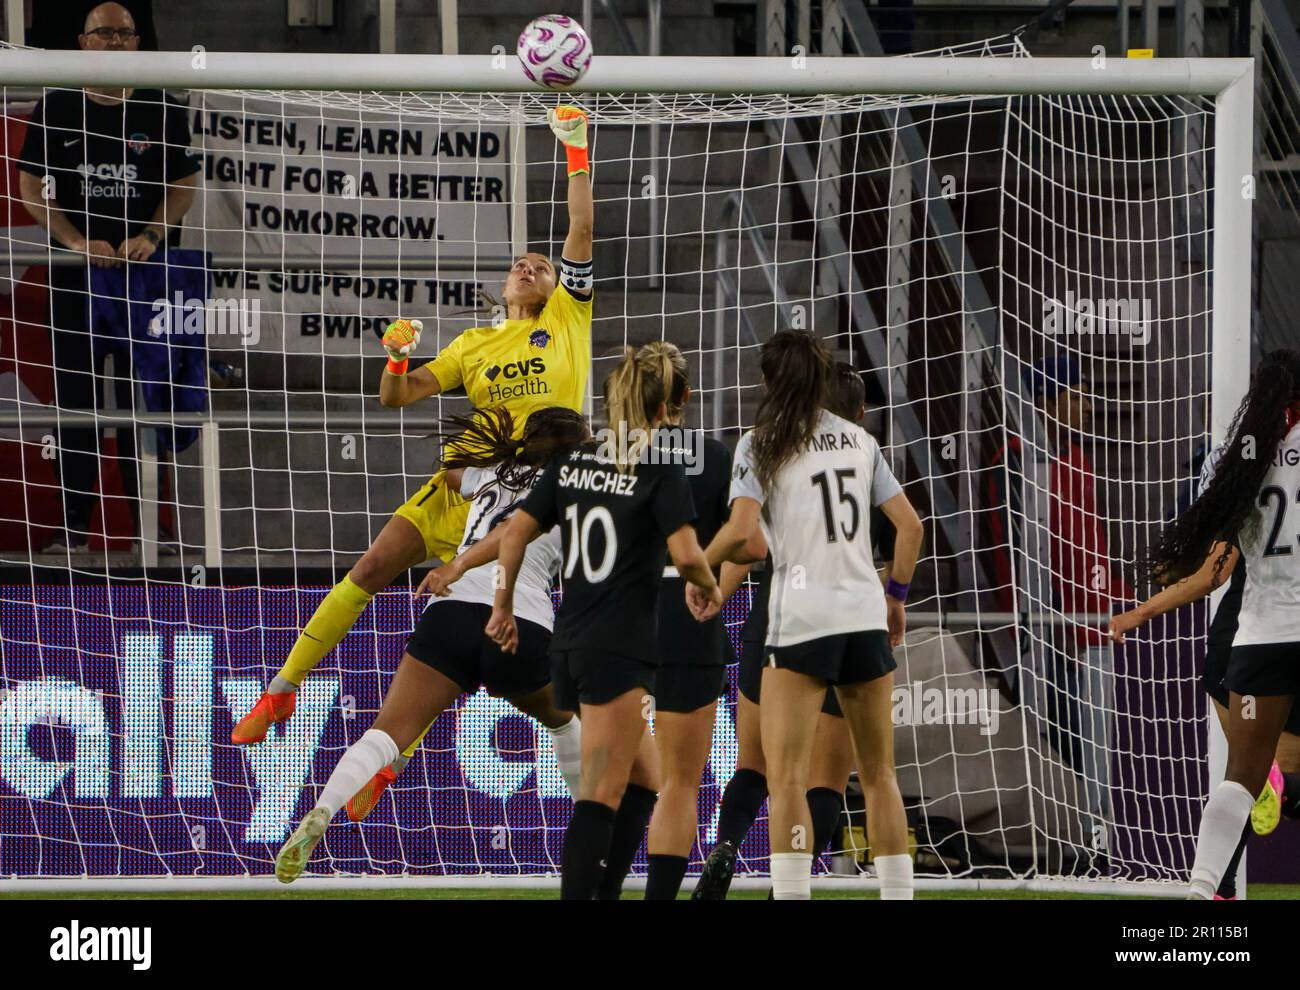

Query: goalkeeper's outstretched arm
551,105,593,265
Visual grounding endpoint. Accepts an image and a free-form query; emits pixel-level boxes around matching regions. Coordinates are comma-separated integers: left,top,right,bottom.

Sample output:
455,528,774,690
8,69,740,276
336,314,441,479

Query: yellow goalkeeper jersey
424,281,593,428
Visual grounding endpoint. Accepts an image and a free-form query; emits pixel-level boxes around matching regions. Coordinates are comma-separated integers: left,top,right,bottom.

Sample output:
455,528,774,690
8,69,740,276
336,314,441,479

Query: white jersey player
729,406,901,647
691,330,924,902
1144,349,1300,899
274,406,588,884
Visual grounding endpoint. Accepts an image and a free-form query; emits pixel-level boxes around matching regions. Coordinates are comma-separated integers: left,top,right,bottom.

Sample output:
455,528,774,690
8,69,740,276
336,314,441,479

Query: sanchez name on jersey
520,439,696,663
730,408,902,648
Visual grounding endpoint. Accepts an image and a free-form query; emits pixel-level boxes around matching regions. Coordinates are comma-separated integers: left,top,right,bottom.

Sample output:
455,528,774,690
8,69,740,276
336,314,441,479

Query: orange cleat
230,690,296,745
347,766,398,823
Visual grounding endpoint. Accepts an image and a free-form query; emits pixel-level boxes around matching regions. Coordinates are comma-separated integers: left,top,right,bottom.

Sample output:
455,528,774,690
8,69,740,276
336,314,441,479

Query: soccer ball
517,15,593,89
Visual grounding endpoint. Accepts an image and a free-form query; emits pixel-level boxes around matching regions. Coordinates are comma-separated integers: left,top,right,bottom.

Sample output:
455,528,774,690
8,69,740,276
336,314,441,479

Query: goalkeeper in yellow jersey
232,107,595,769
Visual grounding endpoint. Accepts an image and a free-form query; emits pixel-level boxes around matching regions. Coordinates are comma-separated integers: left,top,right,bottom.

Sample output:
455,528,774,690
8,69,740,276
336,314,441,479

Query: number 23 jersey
730,408,902,648
520,440,697,663
445,466,563,632
1233,421,1300,646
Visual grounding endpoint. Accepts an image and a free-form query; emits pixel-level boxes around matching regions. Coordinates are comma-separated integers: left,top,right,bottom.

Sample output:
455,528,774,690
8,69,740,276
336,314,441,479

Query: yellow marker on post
1127,48,1154,57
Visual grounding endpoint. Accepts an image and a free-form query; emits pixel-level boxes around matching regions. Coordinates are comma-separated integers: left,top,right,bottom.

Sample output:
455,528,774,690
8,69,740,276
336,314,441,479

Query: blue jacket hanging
87,247,211,454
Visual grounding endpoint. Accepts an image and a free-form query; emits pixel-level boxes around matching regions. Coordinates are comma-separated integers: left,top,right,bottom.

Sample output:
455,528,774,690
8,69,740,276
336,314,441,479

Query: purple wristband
885,577,910,602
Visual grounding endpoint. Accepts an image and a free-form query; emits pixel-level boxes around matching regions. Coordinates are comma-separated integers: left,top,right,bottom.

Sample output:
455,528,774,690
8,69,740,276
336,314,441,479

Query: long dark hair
1147,348,1300,582
827,360,866,422
439,405,589,492
751,330,832,491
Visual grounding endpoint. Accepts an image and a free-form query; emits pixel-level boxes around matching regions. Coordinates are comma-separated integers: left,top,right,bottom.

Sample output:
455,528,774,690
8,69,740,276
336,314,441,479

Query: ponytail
827,360,866,422
1147,348,1300,582
751,330,832,491
602,341,676,471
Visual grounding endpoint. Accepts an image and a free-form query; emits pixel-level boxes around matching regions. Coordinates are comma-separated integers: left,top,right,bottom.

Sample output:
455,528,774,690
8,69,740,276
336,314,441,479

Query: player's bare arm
486,508,541,654
703,496,762,570
1109,540,1238,643
551,105,593,264
417,511,547,598
878,491,922,648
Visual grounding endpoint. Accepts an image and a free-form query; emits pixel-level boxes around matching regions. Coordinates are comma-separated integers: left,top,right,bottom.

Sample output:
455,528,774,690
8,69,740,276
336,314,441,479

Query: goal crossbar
0,51,1253,97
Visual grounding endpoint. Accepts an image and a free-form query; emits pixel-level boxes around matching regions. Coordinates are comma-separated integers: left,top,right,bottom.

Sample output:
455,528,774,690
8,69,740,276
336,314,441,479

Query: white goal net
0,41,1248,888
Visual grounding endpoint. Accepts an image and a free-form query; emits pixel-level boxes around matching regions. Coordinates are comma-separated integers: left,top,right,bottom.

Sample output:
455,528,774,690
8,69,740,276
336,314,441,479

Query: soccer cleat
691,840,738,900
1213,894,1237,901
230,690,296,745
347,766,398,823
275,807,330,884
1251,762,1285,836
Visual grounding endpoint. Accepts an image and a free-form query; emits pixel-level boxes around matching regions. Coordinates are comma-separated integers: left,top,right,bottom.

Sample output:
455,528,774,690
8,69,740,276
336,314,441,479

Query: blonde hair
602,341,679,470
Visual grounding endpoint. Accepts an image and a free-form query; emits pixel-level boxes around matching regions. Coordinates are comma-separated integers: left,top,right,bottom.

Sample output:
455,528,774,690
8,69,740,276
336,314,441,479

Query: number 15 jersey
730,408,903,648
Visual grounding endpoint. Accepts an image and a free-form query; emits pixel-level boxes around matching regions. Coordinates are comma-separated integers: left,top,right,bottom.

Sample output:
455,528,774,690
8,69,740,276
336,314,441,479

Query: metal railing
0,249,507,272
0,408,444,569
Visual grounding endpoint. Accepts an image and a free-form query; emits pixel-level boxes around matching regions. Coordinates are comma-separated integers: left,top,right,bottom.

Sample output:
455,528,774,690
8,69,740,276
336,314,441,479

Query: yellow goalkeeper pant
276,472,469,763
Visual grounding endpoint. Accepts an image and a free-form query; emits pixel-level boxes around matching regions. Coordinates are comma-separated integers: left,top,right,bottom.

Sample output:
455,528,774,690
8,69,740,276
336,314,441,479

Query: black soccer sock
561,800,616,901
645,854,689,901
716,768,768,847
595,783,658,900
1215,825,1251,900
1282,773,1300,819
807,787,845,859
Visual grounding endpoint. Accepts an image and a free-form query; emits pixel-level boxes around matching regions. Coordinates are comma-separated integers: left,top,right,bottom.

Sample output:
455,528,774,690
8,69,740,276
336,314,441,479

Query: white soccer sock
316,729,399,819
875,853,914,900
548,716,583,800
770,852,813,900
1188,781,1255,900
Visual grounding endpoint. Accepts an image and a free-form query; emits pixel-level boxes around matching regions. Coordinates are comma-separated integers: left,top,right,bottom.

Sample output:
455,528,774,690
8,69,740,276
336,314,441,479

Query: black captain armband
559,257,594,300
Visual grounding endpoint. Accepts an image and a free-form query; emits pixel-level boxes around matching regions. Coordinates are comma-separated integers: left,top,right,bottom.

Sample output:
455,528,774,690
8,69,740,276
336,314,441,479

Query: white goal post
0,49,1254,893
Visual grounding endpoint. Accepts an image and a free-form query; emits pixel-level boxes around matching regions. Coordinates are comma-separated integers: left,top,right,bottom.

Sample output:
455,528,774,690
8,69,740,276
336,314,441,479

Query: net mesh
0,37,1220,884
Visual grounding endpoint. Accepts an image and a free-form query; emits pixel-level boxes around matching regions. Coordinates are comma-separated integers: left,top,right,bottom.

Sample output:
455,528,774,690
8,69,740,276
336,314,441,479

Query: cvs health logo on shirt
483,357,546,382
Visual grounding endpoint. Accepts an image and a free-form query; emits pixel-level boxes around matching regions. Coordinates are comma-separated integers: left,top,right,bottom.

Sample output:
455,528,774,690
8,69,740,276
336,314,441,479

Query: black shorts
654,663,727,714
658,577,732,665
767,629,896,689
1204,643,1232,709
1224,642,1300,702
551,649,657,711
405,600,550,698
738,639,843,718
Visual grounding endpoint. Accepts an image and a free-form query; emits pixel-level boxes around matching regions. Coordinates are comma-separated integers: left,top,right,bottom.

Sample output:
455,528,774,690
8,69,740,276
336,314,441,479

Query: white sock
770,852,813,900
875,853,914,900
547,716,583,800
316,729,399,819
268,675,298,695
1188,781,1255,900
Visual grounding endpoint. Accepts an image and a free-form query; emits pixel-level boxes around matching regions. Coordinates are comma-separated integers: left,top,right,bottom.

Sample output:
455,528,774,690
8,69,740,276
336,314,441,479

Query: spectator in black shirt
17,1,200,553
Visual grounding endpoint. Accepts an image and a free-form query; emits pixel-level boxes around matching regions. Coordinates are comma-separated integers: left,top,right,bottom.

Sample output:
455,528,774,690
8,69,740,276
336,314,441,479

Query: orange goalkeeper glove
548,105,589,177
381,318,423,375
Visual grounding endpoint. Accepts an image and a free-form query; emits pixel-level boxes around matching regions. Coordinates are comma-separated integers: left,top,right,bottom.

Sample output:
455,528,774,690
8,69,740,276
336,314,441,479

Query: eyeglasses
85,27,139,41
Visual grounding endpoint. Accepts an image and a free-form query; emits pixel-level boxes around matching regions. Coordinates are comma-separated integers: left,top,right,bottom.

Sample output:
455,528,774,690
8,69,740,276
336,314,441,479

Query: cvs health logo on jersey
482,356,550,403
